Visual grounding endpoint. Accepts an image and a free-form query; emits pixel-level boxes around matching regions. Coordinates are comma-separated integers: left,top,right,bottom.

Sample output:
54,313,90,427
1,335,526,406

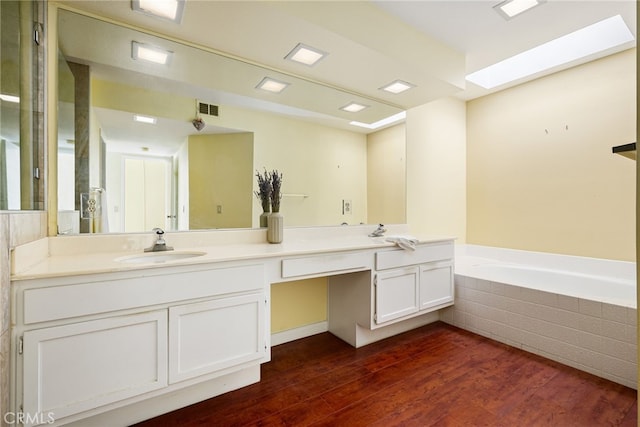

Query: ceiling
58,0,637,102
55,0,636,152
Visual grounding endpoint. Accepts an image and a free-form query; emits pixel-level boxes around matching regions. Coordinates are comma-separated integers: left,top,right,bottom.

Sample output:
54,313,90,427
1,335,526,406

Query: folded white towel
385,236,419,251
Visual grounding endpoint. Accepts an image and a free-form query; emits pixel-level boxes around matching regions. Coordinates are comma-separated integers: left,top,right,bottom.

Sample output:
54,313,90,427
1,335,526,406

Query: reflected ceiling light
466,15,634,89
132,0,185,23
134,114,157,124
132,41,173,65
285,43,327,66
340,103,369,113
380,80,415,94
256,77,290,93
0,94,19,103
493,0,545,19
350,111,406,130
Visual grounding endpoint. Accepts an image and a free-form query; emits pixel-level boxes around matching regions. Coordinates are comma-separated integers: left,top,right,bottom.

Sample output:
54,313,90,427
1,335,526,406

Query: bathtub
442,244,637,388
455,244,636,308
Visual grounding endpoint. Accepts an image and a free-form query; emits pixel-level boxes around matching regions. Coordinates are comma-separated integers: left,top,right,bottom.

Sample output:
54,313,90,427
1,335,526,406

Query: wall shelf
612,142,636,161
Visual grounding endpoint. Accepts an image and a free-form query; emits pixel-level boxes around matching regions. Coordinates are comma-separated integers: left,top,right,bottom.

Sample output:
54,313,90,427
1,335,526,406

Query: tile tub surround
440,274,638,389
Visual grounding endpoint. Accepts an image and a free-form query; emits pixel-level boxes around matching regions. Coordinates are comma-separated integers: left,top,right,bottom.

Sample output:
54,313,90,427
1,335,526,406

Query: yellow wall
467,49,636,261
406,97,467,240
271,278,327,333
367,123,406,224
188,133,253,229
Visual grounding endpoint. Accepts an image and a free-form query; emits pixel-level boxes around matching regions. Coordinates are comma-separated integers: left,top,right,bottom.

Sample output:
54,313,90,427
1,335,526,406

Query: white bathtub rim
456,244,636,279
455,244,637,309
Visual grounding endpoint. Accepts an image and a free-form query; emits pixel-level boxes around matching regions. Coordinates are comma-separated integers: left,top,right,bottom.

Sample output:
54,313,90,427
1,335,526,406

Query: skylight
465,15,634,89
350,111,407,130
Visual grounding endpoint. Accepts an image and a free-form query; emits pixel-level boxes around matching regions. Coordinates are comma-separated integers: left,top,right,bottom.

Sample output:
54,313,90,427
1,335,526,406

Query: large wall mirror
1,0,45,211
56,7,407,234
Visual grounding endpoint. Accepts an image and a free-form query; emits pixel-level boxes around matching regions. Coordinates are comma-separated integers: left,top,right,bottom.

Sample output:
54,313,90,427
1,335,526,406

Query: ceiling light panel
381,80,415,94
0,94,20,103
285,43,327,66
134,114,157,124
340,103,369,113
256,77,290,93
132,41,173,65
466,15,635,89
494,0,545,19
132,0,185,23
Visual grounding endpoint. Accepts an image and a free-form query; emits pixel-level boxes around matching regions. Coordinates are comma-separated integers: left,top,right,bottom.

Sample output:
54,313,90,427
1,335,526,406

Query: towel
385,236,419,251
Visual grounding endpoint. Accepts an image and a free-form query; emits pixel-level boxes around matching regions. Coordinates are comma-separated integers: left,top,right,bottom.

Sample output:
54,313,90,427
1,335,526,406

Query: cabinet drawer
282,252,371,278
375,242,453,271
22,264,264,324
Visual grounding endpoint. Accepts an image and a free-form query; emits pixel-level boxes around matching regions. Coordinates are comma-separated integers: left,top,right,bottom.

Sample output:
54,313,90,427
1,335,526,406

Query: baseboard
271,321,328,346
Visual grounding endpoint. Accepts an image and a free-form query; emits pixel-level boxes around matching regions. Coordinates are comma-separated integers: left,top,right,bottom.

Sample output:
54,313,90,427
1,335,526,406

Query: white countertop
11,225,455,281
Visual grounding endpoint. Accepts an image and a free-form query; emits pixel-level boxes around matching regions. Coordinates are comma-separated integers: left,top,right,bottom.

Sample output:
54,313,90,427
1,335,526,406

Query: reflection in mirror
1,0,45,211
56,8,406,234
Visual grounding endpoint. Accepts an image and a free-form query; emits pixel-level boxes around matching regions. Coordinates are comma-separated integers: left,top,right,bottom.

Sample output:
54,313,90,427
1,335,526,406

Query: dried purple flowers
255,169,283,213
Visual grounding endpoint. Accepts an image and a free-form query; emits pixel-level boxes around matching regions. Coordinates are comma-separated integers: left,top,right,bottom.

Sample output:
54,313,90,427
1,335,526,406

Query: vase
259,211,269,228
267,211,283,243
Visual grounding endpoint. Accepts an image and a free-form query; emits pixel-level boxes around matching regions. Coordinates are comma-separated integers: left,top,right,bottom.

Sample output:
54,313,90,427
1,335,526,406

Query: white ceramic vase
267,211,283,243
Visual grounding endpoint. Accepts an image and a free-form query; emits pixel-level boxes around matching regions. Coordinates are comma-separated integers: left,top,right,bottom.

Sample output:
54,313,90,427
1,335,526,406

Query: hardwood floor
135,322,637,426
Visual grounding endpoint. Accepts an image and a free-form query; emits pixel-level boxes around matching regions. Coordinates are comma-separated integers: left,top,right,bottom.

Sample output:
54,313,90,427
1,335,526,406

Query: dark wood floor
135,322,637,426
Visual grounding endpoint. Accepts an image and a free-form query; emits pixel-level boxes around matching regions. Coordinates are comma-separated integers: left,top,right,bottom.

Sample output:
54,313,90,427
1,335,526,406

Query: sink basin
115,251,206,264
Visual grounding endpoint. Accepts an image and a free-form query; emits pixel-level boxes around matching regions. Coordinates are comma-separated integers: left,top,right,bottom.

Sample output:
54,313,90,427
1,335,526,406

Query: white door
169,293,266,384
124,157,170,232
419,262,454,311
375,266,419,324
22,311,168,425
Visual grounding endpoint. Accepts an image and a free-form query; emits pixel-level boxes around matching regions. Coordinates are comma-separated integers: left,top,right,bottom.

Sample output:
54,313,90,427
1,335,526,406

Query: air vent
197,101,219,117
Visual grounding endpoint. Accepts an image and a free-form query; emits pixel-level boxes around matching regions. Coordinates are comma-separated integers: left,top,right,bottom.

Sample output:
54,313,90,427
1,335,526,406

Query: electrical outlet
342,199,352,215
217,205,223,214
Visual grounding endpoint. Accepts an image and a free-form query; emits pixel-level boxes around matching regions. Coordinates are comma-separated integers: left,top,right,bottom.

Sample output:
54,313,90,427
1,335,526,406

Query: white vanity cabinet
12,262,268,426
21,311,168,425
327,240,454,348
374,266,420,324
169,293,265,384
374,242,454,326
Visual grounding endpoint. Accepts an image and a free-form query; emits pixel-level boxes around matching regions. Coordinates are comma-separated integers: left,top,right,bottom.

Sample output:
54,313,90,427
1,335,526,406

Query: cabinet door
22,311,167,425
375,267,419,324
419,262,454,311
169,293,265,384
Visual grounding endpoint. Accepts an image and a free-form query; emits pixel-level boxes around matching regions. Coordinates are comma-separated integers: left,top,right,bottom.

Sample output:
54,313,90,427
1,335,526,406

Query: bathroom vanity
10,226,454,426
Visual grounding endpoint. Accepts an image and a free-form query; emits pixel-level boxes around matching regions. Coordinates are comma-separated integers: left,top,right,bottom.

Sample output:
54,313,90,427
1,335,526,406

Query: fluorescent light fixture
350,111,407,130
256,77,290,93
134,114,157,124
380,80,415,94
132,0,185,23
340,102,369,113
132,41,173,65
494,0,544,20
285,43,327,66
466,15,634,89
0,94,19,103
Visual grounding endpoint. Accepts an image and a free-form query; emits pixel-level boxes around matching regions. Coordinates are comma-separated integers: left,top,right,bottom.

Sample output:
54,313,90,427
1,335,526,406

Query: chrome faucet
368,224,387,237
145,228,174,252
